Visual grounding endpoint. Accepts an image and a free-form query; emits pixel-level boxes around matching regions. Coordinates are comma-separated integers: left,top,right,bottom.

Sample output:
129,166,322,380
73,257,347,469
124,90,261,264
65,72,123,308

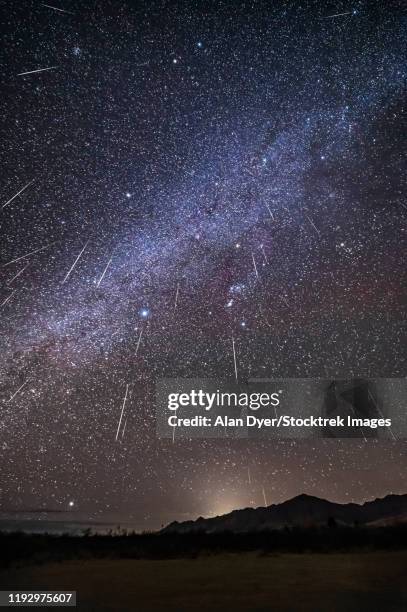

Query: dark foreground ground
1,552,407,612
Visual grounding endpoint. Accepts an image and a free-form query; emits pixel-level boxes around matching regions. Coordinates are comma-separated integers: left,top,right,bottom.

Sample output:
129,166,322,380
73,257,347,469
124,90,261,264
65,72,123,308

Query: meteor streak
232,335,238,383
306,215,320,236
174,283,180,310
7,261,29,285
1,290,17,309
17,67,58,76
115,384,129,441
252,252,259,278
2,179,35,209
260,245,268,264
97,256,112,287
135,329,143,357
266,204,275,220
121,419,127,439
62,241,89,284
324,11,352,19
41,3,75,14
7,380,29,403
2,243,54,267
262,485,268,507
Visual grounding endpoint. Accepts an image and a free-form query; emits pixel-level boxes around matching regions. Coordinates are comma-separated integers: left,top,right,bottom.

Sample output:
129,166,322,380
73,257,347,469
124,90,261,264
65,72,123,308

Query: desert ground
1,551,406,611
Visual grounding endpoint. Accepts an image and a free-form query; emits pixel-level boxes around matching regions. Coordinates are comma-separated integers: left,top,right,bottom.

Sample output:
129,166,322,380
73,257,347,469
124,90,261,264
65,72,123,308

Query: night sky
1,0,406,530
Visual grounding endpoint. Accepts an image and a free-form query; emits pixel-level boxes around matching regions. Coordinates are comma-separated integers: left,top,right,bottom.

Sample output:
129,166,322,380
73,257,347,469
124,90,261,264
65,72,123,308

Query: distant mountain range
162,493,407,534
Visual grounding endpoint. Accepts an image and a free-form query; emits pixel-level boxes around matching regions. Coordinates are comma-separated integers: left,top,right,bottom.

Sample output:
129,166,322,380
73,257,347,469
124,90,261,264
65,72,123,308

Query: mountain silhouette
161,493,407,534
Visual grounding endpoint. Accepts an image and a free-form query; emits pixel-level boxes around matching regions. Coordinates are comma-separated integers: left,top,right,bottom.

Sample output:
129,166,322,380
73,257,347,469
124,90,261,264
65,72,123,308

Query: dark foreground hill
1,494,407,569
161,493,407,534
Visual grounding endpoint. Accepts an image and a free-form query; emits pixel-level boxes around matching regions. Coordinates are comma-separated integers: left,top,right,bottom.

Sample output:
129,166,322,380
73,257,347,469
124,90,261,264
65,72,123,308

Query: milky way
1,0,406,529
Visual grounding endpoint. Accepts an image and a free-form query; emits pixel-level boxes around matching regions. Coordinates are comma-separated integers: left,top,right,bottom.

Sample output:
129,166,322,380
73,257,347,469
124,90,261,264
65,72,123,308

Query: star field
0,0,406,529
